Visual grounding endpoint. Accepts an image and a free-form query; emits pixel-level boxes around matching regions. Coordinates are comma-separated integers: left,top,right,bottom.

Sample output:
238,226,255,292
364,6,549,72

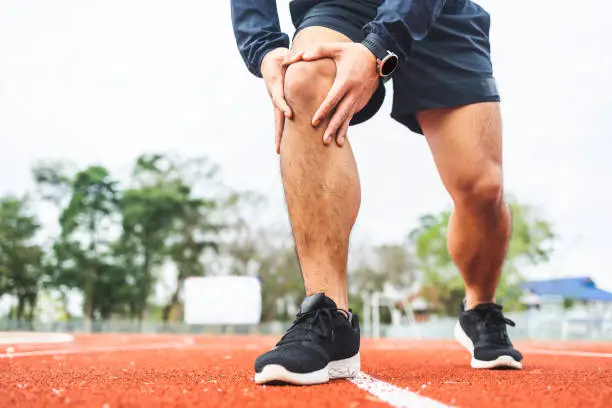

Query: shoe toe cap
254,345,328,374
475,347,523,362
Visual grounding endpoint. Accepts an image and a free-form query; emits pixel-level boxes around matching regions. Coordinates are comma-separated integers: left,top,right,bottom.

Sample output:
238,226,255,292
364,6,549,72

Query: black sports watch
361,36,399,79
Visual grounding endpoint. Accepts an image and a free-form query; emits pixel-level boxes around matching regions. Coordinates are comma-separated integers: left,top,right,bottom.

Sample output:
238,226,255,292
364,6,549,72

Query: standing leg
418,102,510,310
418,102,522,369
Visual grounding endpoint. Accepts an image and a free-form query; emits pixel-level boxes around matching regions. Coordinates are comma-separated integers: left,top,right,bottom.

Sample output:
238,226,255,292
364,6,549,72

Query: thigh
391,0,499,134
291,26,352,51
418,102,503,197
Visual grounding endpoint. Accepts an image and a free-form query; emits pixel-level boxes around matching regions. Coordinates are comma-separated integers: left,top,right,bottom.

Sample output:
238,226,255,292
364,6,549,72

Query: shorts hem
294,19,362,42
391,78,501,134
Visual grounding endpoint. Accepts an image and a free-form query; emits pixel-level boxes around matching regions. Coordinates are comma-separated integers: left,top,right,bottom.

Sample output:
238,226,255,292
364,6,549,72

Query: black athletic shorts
289,0,500,134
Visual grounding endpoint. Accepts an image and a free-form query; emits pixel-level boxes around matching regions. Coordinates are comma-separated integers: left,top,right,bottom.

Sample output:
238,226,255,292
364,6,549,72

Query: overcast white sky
1,0,611,295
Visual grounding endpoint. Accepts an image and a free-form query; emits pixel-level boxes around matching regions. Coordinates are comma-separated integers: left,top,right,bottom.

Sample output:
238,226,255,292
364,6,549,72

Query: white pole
363,294,371,338
372,292,380,340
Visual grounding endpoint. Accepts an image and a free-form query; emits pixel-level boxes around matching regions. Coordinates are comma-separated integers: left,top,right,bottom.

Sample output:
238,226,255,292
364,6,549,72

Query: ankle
328,295,348,312
464,295,496,311
306,289,348,312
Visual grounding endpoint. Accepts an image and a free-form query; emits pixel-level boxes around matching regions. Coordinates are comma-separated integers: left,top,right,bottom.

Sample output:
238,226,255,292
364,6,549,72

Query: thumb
302,43,340,61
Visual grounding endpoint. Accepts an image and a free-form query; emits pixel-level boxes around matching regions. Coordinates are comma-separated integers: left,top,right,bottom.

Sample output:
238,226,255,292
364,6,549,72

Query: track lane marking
349,372,454,408
366,343,612,358
523,348,612,358
0,339,194,359
0,332,74,345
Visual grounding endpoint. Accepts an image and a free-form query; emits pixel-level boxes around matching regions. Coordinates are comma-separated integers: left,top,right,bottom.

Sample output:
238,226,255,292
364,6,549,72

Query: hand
302,42,379,146
261,47,303,154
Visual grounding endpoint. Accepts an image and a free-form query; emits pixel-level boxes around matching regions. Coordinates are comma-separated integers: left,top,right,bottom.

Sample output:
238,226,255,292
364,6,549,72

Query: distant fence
1,310,611,341
0,319,287,336
380,309,612,341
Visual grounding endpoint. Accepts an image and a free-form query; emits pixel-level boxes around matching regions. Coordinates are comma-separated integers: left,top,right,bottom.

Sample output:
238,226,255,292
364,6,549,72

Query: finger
275,109,284,155
282,50,304,66
270,80,292,118
336,116,351,147
312,80,350,126
302,43,340,61
322,94,356,145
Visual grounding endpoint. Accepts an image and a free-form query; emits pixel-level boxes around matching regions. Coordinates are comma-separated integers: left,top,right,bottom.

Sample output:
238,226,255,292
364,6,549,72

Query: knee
450,166,504,210
284,60,336,111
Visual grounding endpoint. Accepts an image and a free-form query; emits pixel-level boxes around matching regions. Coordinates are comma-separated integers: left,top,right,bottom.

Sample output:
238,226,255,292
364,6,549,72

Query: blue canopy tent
521,277,612,302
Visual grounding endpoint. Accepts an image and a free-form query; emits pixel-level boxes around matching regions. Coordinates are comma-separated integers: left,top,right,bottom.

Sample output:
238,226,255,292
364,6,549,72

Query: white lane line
0,332,74,345
0,339,193,359
366,343,612,359
523,349,612,358
349,372,454,408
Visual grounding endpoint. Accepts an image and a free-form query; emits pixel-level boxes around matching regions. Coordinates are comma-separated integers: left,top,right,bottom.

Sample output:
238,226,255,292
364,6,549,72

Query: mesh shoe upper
254,293,359,374
459,303,523,362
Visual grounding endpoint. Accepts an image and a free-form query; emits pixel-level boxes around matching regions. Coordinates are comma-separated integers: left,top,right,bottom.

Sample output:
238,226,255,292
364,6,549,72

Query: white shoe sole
454,322,522,370
254,352,360,385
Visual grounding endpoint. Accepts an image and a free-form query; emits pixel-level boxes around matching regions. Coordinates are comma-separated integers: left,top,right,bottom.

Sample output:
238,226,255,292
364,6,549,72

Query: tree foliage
0,196,43,325
0,155,557,326
20,153,232,328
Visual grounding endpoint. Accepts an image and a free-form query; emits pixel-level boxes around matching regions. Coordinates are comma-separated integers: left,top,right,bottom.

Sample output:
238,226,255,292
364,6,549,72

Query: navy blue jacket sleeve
363,0,447,62
231,0,290,78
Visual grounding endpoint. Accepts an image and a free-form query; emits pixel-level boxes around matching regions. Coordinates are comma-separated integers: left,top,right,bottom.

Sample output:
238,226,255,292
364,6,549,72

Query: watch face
380,54,398,77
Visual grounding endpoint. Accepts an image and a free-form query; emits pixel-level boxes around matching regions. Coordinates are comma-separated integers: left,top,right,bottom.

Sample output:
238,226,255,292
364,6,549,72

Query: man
230,0,523,385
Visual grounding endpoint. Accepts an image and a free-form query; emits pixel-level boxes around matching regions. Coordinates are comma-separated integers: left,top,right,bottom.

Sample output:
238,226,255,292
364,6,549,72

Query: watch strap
361,36,388,61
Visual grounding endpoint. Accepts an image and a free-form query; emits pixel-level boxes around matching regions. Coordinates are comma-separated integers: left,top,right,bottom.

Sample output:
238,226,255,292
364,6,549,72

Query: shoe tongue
300,293,337,313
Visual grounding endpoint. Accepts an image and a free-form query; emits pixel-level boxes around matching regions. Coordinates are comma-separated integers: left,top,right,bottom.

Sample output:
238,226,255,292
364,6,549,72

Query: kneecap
284,60,336,108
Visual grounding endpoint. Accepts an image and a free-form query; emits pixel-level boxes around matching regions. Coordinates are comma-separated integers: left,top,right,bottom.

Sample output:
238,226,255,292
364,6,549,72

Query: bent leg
418,102,511,310
281,27,360,311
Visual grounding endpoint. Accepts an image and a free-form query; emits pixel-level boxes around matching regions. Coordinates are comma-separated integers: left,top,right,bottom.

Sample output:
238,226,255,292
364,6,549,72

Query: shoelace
480,308,515,345
277,308,344,346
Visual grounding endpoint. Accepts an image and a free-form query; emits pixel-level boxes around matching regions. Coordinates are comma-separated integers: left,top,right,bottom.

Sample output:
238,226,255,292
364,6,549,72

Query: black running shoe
254,293,360,385
455,302,523,369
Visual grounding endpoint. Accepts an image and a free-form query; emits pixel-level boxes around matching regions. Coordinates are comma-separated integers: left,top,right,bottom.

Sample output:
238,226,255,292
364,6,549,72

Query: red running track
1,334,611,408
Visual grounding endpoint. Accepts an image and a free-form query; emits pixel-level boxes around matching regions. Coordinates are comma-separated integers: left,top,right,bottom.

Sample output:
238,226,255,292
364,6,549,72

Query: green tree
31,154,238,325
58,166,119,330
121,186,183,321
32,160,79,320
0,196,44,325
163,195,221,322
44,239,85,320
109,234,145,320
120,153,225,323
408,197,555,315
32,160,74,209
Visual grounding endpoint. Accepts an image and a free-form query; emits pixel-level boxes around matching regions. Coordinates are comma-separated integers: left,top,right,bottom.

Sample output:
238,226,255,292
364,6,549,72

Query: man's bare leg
280,27,360,311
418,102,511,310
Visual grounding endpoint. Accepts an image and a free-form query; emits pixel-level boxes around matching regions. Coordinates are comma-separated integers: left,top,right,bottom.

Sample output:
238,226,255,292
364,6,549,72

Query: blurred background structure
1,0,611,342
0,154,610,340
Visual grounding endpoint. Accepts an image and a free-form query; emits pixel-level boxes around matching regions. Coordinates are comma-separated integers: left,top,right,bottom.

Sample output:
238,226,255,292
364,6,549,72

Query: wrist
260,47,287,77
361,34,399,78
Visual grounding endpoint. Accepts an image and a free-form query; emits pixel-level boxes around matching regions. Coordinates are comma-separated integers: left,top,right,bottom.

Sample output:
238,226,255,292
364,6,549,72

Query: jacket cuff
252,35,290,78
